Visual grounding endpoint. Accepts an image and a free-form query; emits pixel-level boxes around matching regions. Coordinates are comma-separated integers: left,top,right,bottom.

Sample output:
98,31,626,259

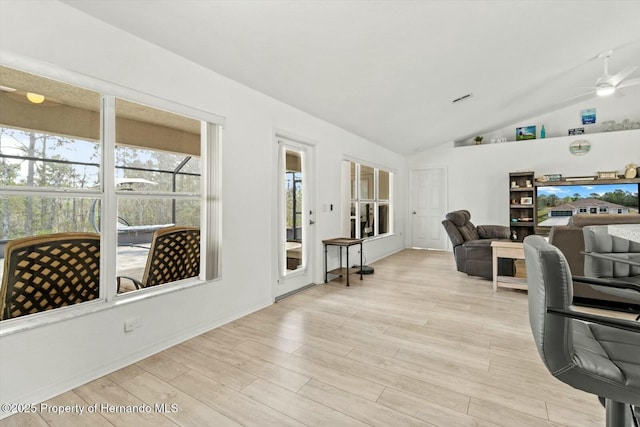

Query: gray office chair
523,235,640,426
581,225,640,308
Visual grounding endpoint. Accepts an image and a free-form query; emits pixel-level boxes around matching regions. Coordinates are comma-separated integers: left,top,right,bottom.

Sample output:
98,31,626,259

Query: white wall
0,1,407,406
410,124,640,246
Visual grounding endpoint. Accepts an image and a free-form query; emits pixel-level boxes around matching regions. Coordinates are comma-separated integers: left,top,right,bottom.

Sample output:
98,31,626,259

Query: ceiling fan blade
565,90,596,102
617,77,640,89
610,65,638,87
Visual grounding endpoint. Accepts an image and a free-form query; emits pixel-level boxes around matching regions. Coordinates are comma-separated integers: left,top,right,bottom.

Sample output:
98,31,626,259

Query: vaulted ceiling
62,0,640,155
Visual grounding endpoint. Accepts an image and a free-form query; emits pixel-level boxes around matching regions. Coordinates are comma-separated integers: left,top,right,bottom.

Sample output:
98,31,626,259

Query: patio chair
1,232,100,320
117,226,200,290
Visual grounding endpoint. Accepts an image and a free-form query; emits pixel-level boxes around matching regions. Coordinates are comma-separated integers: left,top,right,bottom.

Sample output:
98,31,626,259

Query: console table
491,241,527,291
323,237,363,286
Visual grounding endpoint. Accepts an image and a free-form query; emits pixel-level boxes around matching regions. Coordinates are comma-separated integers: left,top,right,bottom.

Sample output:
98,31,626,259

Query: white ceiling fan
576,50,640,98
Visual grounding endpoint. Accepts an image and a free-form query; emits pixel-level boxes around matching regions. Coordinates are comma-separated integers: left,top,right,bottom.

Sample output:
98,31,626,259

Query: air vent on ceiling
452,93,473,103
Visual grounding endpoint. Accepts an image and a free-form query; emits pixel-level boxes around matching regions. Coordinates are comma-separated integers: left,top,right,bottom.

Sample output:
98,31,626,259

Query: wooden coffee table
491,241,527,291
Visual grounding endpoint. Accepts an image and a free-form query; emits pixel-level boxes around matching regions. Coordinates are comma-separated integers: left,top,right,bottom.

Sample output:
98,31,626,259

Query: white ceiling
61,0,640,155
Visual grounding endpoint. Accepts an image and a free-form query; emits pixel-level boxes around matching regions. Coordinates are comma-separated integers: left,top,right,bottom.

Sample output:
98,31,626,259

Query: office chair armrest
572,275,640,294
548,307,640,333
580,251,640,267
116,276,142,290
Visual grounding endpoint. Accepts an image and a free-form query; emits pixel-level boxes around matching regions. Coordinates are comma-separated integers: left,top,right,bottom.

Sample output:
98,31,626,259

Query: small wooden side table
491,241,527,291
322,237,363,286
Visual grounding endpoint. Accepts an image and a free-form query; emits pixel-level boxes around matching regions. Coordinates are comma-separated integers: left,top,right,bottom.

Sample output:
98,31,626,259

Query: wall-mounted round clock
569,140,591,155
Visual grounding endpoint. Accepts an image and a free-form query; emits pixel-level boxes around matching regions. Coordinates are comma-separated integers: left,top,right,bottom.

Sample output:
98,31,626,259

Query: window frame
0,57,224,333
111,96,204,296
345,159,394,240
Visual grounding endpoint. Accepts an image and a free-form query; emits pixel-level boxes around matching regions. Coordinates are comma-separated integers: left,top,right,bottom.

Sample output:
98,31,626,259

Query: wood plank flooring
2,249,619,426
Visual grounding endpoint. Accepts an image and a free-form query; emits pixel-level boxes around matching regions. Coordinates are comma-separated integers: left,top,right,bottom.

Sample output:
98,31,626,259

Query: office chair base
606,399,632,427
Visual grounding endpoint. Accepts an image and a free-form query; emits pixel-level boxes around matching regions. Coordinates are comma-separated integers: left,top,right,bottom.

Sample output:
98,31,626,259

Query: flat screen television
536,182,639,227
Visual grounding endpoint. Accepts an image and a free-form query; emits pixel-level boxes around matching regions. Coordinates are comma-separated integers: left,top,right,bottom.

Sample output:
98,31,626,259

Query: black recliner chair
442,210,514,280
524,235,640,426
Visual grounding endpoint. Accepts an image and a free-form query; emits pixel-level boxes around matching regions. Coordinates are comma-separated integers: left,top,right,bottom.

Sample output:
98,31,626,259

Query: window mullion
389,173,394,234
374,169,379,236
101,95,117,301
355,163,361,238
201,122,221,280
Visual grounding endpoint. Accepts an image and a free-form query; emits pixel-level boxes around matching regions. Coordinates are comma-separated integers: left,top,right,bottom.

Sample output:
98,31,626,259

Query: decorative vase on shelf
540,125,546,139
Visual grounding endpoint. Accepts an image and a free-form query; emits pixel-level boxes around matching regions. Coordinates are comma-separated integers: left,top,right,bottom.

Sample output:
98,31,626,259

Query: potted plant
474,135,483,145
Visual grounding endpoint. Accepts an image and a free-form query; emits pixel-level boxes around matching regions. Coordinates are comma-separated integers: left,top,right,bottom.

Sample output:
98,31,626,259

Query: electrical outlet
124,315,143,333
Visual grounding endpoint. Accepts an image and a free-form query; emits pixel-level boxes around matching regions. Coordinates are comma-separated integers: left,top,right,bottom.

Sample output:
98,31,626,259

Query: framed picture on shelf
516,126,536,141
520,197,533,205
581,108,596,125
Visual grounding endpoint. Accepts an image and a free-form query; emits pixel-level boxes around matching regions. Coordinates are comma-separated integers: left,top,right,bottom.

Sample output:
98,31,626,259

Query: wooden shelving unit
509,171,536,242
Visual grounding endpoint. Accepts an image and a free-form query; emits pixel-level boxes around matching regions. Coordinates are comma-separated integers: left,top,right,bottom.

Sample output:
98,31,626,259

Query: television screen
536,183,639,227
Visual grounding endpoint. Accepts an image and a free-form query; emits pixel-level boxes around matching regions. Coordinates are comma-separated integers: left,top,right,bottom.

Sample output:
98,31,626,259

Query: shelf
328,267,360,276
455,127,640,147
510,204,534,208
496,276,528,290
509,187,535,192
511,222,534,227
535,177,640,186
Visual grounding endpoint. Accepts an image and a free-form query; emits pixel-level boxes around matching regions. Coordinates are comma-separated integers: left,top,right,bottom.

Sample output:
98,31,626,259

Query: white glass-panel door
276,138,315,299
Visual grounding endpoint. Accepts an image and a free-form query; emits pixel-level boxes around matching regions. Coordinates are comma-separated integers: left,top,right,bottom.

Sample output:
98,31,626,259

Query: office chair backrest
583,225,640,278
523,235,575,374
142,226,200,288
1,232,100,320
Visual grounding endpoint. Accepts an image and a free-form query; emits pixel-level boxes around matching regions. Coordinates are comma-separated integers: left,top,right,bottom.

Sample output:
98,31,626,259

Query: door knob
309,220,315,225
412,211,416,214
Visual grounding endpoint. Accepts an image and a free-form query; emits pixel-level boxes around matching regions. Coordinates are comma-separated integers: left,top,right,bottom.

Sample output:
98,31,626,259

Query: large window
0,65,220,321
113,99,202,293
344,160,393,239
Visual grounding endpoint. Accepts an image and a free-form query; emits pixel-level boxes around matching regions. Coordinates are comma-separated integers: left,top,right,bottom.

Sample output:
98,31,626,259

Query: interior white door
275,138,315,299
411,167,447,249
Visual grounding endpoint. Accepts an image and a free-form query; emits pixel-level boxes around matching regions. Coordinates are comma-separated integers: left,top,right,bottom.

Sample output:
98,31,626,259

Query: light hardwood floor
2,249,620,426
